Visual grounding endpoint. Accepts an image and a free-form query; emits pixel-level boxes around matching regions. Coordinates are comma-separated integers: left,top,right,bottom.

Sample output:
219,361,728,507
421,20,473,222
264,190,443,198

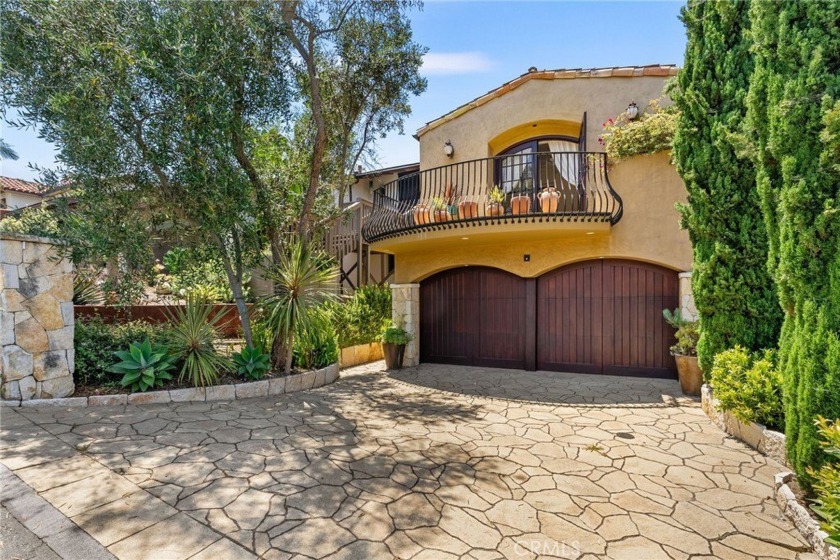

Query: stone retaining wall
1,233,74,401
701,384,787,466
775,472,840,560
339,342,383,368
0,363,339,408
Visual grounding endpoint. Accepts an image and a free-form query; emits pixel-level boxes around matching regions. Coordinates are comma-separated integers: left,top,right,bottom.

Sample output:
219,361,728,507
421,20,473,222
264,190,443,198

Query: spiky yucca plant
260,238,338,374
165,295,230,387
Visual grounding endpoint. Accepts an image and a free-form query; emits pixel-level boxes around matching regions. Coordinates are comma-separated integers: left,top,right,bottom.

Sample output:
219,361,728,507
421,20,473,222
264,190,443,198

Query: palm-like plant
260,238,338,373
165,294,231,387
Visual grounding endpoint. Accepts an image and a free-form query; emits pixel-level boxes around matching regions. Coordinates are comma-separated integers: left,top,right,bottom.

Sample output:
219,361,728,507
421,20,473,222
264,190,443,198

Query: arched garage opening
419,260,678,378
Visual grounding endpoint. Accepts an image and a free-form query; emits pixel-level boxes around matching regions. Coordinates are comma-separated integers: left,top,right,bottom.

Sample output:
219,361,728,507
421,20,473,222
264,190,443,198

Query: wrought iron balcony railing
361,152,622,243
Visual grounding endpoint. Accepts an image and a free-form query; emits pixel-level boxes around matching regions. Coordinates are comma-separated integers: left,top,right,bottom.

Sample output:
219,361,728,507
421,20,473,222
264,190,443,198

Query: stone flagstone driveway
0,362,814,560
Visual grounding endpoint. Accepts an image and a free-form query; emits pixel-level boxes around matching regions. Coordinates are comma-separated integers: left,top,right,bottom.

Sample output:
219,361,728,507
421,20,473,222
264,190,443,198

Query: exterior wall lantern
443,140,454,158
625,101,639,120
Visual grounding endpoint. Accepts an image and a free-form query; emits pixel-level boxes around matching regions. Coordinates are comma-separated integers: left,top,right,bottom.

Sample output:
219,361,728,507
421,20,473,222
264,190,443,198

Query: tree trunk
220,254,254,348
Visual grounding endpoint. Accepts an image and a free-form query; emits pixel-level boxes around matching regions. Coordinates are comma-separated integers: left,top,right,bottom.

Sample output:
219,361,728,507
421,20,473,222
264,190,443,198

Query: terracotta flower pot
383,342,405,370
487,202,505,217
432,209,451,223
674,354,702,396
538,188,560,213
511,195,531,215
458,201,478,219
412,205,431,225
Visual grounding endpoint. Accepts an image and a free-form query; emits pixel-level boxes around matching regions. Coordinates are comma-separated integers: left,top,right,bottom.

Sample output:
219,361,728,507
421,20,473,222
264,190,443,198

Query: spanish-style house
0,176,46,214
331,64,694,378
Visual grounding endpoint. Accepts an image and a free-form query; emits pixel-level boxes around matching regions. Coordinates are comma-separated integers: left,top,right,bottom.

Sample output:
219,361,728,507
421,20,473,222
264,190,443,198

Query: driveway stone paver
0,361,814,559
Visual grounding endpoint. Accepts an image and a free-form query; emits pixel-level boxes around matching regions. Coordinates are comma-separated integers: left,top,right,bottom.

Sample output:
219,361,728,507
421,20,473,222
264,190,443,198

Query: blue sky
1,1,686,181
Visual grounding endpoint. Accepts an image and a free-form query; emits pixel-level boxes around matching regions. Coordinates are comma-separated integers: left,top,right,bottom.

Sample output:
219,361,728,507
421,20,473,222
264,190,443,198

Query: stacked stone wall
1,233,74,400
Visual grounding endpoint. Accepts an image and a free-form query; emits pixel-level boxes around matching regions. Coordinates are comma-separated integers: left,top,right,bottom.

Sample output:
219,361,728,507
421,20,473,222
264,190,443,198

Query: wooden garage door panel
537,261,603,373
601,260,677,377
476,268,526,368
420,267,526,368
537,259,677,378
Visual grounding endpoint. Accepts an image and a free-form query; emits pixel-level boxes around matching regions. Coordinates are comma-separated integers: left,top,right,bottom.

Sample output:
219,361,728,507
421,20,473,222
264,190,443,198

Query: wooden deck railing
361,152,622,243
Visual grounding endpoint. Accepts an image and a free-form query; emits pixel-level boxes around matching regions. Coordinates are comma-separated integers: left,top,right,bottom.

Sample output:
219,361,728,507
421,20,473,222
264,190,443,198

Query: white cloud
421,52,495,75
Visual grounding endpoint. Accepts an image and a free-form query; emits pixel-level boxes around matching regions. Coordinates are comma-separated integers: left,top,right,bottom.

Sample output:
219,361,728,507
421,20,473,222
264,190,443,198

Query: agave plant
232,345,271,381
73,273,103,305
108,338,176,392
165,295,231,387
260,238,338,373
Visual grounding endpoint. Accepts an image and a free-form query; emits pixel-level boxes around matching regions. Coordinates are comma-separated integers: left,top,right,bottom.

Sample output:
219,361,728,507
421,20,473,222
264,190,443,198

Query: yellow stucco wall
418,75,670,169
389,152,691,283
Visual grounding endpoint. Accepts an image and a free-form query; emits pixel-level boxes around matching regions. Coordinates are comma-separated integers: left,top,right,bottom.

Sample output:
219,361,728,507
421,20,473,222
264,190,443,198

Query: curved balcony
361,152,622,244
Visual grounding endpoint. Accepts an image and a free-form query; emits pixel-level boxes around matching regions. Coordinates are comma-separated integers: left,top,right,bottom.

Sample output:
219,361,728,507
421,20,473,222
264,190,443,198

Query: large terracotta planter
487,202,505,217
511,195,531,215
412,205,431,225
538,188,560,213
383,342,405,370
674,354,702,396
458,201,478,219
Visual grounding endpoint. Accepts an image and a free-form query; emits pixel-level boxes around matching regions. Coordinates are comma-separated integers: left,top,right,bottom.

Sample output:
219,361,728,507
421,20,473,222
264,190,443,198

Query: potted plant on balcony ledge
487,185,506,217
663,308,701,396
431,196,452,223
381,322,412,370
538,186,560,213
510,182,532,215
412,202,431,225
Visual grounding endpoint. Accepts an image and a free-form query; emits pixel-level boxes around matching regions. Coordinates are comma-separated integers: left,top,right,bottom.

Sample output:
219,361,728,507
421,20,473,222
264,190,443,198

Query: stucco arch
487,119,582,156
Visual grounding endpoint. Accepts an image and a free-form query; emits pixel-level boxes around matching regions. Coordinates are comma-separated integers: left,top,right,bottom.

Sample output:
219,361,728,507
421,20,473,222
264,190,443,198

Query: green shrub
599,98,677,162
381,322,412,345
232,345,271,381
166,295,231,387
809,416,840,548
327,285,391,348
161,246,248,303
293,313,339,370
108,338,176,392
710,346,784,431
74,318,165,387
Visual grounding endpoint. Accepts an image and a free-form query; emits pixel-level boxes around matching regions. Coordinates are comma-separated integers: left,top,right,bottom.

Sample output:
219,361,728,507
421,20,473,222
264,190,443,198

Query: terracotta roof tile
415,64,680,138
0,176,44,195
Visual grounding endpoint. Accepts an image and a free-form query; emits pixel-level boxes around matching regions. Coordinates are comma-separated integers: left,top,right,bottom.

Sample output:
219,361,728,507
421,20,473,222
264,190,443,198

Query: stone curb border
0,463,115,560
701,384,788,466
775,472,840,560
0,363,339,408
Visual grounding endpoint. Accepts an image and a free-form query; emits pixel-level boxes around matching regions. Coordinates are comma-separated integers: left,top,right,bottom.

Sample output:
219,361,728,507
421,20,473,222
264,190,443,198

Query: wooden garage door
537,259,678,377
420,267,527,369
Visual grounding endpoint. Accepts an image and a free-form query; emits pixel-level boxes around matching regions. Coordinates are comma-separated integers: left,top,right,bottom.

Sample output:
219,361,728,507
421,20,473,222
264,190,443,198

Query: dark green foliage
747,0,840,484
74,318,164,387
673,0,782,374
108,338,176,392
381,322,411,346
327,285,391,348
293,314,339,370
710,347,784,431
232,346,271,381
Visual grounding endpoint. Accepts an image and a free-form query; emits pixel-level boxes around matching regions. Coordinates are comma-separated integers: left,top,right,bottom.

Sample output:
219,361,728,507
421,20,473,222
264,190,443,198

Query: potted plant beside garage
381,322,412,370
663,308,701,396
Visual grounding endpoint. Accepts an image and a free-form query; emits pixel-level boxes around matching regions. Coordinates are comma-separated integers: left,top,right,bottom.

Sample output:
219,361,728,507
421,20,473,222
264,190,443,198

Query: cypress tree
747,0,840,482
673,0,782,375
